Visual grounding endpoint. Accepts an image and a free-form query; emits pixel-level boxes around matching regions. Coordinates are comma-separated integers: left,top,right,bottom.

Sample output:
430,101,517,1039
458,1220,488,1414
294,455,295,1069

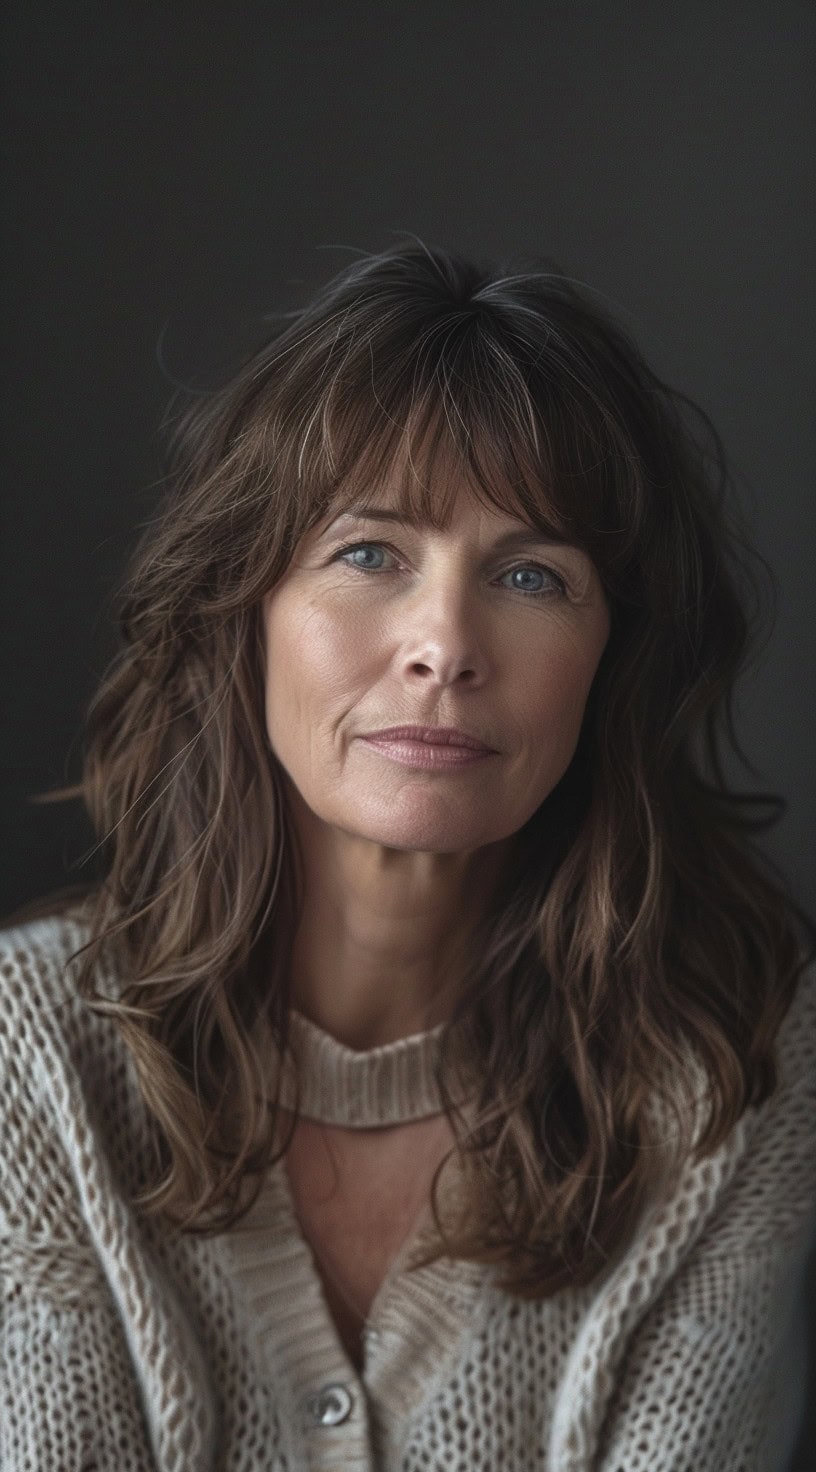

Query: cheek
519,631,604,756
551,648,599,714
263,596,373,721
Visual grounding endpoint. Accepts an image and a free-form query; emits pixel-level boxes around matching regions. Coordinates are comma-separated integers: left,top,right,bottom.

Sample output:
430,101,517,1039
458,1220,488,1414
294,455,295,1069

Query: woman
1,239,814,1472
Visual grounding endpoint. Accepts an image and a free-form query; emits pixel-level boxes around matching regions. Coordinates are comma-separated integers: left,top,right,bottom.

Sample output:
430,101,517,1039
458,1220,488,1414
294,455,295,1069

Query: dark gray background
1,4,813,1465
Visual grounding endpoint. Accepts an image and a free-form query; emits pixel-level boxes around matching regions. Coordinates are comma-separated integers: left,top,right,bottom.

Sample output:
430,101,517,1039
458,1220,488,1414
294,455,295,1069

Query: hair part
14,236,815,1297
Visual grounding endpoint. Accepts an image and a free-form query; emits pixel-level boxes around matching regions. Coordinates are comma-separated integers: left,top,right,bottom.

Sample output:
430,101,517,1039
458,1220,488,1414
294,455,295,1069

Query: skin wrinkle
261,447,610,1051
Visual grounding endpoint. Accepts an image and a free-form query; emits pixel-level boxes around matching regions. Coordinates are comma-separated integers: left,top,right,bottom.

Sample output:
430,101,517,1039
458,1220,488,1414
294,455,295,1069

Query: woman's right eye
334,541,393,571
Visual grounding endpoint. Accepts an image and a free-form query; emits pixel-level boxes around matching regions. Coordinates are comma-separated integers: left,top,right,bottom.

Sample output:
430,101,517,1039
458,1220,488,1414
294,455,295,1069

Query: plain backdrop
1,4,813,1466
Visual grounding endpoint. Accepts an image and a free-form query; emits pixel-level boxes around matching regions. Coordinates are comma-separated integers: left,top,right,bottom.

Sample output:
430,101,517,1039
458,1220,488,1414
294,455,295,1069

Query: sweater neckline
277,1008,451,1127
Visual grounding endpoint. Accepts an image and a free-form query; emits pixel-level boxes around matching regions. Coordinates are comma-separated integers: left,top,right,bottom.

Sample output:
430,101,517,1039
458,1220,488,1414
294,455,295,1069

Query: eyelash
331,540,569,600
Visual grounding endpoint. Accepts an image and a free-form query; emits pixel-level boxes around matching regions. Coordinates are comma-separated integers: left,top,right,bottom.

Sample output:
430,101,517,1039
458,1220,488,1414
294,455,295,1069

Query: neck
285,783,512,1048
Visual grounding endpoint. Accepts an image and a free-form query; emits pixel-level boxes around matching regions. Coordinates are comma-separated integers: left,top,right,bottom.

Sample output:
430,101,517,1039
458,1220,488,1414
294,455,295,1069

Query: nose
398,584,488,689
406,648,480,686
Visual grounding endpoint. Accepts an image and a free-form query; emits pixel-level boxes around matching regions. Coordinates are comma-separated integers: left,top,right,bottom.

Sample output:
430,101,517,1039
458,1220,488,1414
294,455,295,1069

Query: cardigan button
305,1382,354,1427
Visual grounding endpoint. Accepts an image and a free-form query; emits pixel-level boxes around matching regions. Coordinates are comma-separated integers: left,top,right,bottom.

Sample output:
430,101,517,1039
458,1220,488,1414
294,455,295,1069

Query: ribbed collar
276,1009,453,1127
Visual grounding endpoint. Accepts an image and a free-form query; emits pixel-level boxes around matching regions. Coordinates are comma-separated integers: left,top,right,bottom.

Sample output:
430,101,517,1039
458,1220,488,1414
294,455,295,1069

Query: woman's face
261,464,610,857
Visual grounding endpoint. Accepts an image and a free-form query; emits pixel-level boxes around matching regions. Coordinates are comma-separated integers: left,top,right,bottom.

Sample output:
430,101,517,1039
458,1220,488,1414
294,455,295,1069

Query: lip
361,725,496,752
360,737,496,770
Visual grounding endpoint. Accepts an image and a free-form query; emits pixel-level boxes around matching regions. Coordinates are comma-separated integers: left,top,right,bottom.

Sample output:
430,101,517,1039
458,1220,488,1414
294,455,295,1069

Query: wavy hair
13,238,815,1297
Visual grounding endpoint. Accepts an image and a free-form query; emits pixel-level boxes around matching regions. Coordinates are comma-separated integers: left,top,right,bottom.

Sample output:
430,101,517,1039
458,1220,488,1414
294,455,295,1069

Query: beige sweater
1,910,815,1471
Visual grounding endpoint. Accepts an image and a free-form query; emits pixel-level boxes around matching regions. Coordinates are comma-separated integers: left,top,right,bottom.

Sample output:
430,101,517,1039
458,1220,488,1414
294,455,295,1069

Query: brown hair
12,237,815,1297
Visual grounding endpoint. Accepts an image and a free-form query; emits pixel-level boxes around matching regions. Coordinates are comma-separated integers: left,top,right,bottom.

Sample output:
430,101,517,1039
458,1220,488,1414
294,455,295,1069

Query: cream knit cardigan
1,911,815,1472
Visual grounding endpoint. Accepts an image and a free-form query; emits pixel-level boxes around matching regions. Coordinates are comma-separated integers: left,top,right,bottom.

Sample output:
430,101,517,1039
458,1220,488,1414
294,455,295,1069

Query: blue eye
333,542,567,599
341,544,388,570
504,566,565,597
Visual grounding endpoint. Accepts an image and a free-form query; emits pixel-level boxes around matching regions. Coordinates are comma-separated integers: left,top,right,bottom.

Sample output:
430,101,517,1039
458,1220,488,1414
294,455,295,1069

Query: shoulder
0,911,163,1343
0,903,103,1078
703,952,816,1206
743,950,816,1215
0,905,96,1012
0,907,152,1216
619,953,816,1305
0,907,109,1084
571,961,816,1472
774,950,816,1085
662,952,816,1261
744,951,816,1189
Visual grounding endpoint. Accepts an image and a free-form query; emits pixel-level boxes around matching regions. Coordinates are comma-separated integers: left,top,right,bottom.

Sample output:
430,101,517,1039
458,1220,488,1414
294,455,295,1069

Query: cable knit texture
1,911,815,1471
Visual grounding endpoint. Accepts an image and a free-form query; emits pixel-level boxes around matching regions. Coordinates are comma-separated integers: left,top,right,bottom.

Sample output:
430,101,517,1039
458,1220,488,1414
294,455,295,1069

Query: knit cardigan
1,911,815,1472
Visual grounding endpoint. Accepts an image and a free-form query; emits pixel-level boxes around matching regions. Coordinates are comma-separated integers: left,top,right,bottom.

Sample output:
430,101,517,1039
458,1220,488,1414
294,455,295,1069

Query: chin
337,800,513,855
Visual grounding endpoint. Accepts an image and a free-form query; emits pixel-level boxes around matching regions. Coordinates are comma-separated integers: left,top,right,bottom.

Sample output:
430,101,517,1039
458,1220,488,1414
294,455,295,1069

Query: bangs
271,306,634,573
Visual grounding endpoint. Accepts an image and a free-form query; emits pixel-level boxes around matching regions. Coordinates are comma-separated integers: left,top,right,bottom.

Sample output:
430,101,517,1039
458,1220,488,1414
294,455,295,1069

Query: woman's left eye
332,541,567,599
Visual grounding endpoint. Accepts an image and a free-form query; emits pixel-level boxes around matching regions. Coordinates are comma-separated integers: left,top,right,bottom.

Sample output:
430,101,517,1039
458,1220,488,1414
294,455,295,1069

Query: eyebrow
324,506,577,555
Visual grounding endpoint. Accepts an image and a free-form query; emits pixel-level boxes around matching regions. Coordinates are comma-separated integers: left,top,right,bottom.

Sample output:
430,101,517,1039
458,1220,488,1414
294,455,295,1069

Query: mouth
361,725,496,753
359,730,498,771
